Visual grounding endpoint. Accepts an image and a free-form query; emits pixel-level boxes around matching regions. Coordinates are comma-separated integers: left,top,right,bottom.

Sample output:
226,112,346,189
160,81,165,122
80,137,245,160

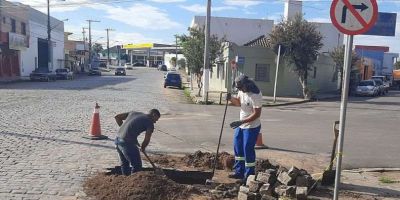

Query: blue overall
233,125,261,179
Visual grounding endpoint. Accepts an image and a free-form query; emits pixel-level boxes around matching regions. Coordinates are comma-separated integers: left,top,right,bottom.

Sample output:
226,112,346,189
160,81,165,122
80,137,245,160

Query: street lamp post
47,0,65,71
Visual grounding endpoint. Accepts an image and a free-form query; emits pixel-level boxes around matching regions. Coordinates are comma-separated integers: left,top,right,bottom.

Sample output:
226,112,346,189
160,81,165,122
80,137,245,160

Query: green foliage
169,57,177,67
177,58,186,69
92,43,103,54
379,176,398,184
330,45,360,91
269,14,323,99
394,61,400,70
177,27,224,96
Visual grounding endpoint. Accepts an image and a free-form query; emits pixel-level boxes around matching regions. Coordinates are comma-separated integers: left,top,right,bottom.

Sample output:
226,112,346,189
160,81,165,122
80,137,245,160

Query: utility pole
82,27,87,72
47,0,52,71
175,35,178,69
105,28,114,66
87,19,100,68
202,0,211,101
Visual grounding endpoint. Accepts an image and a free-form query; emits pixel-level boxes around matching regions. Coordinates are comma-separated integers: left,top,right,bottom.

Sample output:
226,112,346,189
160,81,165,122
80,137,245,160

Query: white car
124,63,133,70
356,80,379,96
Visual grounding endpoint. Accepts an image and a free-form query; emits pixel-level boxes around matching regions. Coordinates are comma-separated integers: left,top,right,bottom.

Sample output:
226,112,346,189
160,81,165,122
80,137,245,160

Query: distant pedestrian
114,109,161,175
226,75,262,181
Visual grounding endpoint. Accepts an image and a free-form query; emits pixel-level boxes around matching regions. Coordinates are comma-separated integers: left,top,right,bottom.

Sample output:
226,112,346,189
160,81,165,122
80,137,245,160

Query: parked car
30,68,57,82
124,63,133,70
164,72,182,89
55,68,74,80
158,64,167,71
88,67,102,76
355,80,379,96
115,67,126,76
371,76,389,94
132,62,144,66
372,79,385,95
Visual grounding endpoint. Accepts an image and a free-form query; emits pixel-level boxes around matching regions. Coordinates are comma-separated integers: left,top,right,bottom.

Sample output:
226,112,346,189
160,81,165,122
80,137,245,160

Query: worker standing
226,75,262,181
114,109,161,175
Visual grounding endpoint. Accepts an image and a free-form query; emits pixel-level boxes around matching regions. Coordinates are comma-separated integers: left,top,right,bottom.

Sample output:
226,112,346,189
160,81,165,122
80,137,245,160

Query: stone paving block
296,186,308,200
11,190,27,194
246,175,256,186
257,172,276,184
277,171,295,186
0,189,11,193
274,185,296,198
287,166,299,178
259,183,272,196
261,194,277,200
239,186,250,194
248,180,263,193
238,191,259,200
26,191,42,195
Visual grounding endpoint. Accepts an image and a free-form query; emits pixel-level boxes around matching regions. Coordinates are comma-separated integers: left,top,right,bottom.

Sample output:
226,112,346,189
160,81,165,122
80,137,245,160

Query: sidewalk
181,73,339,106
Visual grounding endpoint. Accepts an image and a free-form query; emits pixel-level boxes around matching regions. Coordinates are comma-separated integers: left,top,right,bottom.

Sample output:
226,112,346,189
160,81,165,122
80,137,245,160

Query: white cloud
308,18,331,23
148,0,186,2
223,0,264,8
179,4,236,14
90,3,182,30
11,0,89,13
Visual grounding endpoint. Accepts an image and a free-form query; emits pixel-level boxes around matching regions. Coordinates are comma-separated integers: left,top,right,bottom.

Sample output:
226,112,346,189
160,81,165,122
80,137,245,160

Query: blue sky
12,0,400,53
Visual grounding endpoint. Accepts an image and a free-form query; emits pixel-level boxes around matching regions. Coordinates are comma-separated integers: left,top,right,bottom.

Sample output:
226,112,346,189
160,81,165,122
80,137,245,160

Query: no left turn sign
330,0,378,35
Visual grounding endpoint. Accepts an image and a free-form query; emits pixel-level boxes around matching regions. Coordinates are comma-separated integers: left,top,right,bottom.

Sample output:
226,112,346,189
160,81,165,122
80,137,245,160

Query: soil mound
83,171,199,200
149,151,234,171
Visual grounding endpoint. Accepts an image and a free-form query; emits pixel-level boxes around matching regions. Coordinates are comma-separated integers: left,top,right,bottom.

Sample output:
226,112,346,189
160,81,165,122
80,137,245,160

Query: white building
190,16,274,46
20,7,64,77
383,52,399,76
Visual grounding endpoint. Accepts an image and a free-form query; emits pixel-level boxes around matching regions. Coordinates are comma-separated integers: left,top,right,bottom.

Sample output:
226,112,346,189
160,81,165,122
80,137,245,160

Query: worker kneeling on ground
226,75,262,181
114,109,161,175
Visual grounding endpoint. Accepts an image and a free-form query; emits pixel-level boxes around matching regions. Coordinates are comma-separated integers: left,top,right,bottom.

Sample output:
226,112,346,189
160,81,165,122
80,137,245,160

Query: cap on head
235,75,248,89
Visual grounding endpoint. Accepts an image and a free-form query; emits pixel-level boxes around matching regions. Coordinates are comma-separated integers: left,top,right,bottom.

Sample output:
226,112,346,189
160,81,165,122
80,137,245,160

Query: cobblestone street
0,68,189,200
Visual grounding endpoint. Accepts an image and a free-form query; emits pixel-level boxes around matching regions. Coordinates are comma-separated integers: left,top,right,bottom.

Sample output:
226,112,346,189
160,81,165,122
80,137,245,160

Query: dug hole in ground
83,151,400,200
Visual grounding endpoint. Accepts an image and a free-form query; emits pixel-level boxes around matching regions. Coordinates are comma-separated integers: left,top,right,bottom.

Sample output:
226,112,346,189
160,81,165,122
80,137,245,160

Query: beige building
209,42,338,97
0,0,29,79
64,32,87,73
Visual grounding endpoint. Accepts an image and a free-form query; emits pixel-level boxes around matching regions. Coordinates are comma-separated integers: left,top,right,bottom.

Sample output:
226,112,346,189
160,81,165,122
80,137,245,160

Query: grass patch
183,87,194,104
379,176,398,184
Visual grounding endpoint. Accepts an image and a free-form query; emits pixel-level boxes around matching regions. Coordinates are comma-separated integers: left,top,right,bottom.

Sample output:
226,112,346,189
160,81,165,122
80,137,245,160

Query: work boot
228,173,243,179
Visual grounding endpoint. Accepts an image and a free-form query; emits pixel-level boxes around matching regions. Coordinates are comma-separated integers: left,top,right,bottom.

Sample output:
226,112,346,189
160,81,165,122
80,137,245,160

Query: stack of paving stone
238,166,314,200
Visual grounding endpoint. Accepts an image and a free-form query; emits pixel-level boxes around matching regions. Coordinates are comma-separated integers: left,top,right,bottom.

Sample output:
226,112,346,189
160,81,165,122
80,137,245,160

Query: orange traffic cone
83,102,108,140
255,133,268,149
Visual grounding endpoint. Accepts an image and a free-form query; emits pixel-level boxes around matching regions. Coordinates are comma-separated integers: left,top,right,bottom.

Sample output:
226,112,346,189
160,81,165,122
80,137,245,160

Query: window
255,64,270,82
2,17,5,24
21,22,26,35
11,18,16,33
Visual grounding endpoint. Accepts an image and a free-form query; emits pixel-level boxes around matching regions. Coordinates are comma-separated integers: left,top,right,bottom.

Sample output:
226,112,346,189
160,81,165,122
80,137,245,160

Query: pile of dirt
149,151,234,171
83,171,199,200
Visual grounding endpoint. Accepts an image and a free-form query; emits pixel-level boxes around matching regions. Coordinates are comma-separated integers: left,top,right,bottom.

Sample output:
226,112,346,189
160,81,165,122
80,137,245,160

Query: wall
313,22,343,53
20,8,64,76
383,53,399,76
163,54,184,70
210,44,338,97
191,16,273,46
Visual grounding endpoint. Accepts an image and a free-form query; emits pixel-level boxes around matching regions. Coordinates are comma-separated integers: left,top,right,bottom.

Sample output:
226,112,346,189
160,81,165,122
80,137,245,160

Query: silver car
355,80,379,96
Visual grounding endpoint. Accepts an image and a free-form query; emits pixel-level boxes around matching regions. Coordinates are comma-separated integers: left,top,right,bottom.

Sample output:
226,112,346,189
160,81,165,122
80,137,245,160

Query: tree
395,61,400,70
92,43,103,55
169,57,177,68
269,14,323,99
329,45,359,92
177,58,186,69
178,28,224,96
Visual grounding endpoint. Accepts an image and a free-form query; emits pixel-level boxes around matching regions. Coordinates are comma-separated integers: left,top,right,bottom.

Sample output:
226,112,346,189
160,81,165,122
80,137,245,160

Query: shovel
321,120,339,186
138,146,166,176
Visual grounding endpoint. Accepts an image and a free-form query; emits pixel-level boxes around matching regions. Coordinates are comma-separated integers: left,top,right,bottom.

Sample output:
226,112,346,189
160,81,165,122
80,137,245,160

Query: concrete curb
344,168,400,173
262,99,312,107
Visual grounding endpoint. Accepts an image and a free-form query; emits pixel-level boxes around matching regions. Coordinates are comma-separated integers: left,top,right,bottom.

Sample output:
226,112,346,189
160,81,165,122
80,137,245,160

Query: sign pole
333,34,353,200
273,44,281,103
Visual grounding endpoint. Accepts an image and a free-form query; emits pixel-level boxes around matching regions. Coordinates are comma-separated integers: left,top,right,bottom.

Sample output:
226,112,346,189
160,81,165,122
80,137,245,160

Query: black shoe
228,174,244,179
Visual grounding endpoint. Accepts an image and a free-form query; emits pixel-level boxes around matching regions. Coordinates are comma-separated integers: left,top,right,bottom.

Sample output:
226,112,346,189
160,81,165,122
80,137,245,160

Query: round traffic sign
330,0,378,35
